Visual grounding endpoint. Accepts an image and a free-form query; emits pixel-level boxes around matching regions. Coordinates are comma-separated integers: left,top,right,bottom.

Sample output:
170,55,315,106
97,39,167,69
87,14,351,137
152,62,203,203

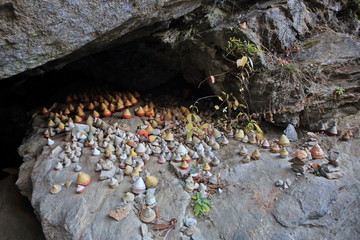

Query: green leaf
236,56,248,67
194,204,202,216
218,96,223,101
202,204,210,213
203,199,212,205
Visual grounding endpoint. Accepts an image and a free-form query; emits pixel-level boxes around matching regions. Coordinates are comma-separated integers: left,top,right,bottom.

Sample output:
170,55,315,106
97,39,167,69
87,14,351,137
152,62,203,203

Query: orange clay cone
64,108,71,115
58,121,65,131
146,109,155,117
61,115,68,122
180,161,189,170
130,96,138,105
48,119,55,127
164,111,172,121
77,107,86,118
65,95,72,103
125,99,132,108
143,105,149,113
149,102,155,110
93,101,100,107
101,102,107,111
93,110,100,118
84,96,91,104
42,107,49,116
69,104,75,112
116,101,125,111
134,91,141,98
109,103,116,113
72,94,79,102
103,108,112,117
87,102,95,111
74,115,83,124
136,107,145,117
123,109,132,119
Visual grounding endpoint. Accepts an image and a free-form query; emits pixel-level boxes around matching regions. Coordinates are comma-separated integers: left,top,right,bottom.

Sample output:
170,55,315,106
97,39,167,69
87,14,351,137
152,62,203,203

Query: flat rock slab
16,114,360,240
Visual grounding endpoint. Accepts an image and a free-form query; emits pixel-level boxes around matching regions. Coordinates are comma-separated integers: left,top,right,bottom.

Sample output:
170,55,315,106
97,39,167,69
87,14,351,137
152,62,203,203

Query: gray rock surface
0,0,201,79
16,113,360,240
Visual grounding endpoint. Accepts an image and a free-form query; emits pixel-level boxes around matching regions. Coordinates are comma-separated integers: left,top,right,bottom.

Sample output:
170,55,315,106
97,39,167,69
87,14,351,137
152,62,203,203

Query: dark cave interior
0,36,214,179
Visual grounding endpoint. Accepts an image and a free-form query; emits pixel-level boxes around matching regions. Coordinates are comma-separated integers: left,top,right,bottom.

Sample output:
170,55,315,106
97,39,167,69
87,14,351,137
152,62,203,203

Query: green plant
313,169,324,177
192,192,212,217
335,87,345,96
226,37,263,57
185,109,210,141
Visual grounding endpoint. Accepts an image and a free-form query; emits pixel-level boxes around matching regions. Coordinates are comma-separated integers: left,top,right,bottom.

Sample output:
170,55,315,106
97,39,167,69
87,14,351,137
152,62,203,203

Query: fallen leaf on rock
109,204,132,221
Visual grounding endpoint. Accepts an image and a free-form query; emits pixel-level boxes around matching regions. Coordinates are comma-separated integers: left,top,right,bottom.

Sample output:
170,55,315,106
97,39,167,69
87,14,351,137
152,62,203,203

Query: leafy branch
192,192,212,217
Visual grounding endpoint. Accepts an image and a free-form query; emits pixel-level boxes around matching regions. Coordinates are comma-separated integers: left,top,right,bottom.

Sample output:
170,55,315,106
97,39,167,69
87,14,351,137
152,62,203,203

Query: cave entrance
0,36,213,179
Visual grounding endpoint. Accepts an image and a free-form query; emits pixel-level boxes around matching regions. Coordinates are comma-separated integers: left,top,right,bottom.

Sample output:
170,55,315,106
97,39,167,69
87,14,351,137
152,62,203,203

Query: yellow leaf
218,96,223,101
200,123,209,130
236,56,248,67
186,114,193,123
186,123,193,131
186,131,193,141
214,105,219,110
234,99,239,107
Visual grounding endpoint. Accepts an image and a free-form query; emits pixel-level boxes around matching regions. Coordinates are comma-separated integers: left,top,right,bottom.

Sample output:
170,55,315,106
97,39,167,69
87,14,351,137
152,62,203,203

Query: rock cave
0,0,359,240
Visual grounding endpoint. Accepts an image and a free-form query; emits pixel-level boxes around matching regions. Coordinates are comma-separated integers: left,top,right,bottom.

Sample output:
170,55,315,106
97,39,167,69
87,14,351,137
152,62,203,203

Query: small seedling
335,87,345,96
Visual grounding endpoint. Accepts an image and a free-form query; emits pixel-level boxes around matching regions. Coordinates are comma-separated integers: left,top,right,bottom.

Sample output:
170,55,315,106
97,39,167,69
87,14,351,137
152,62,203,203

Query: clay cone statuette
140,207,156,223
262,140,270,149
326,125,337,136
180,161,189,170
341,132,350,141
76,172,91,186
93,110,100,118
74,115,83,124
132,177,146,194
136,107,145,117
76,185,86,194
295,150,307,160
165,131,174,142
242,155,250,163
123,109,132,119
203,163,211,171
239,145,248,156
50,185,62,194
280,147,289,158
145,176,159,188
251,149,261,160
310,144,324,159
270,143,281,153
103,108,112,117
234,129,245,140
278,134,290,146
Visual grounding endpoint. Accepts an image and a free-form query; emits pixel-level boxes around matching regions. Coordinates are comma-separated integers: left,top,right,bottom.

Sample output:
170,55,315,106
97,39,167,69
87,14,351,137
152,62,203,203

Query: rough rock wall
154,0,360,129
0,0,201,79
